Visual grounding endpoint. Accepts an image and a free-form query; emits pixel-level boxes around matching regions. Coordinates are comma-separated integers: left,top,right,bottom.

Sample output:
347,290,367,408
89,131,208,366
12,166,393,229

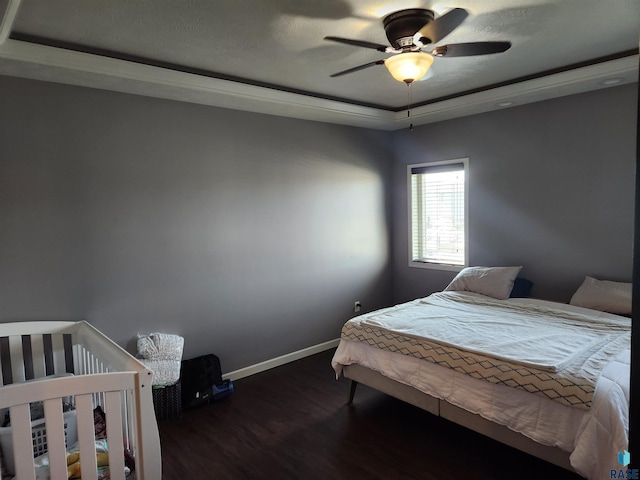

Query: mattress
331,293,631,479
338,292,629,410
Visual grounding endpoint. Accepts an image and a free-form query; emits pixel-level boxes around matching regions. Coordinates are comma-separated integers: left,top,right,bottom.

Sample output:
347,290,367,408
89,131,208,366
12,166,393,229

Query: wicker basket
0,409,77,476
152,382,182,421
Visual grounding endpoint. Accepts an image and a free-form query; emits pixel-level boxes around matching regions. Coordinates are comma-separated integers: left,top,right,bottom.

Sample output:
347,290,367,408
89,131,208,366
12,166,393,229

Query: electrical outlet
354,301,362,313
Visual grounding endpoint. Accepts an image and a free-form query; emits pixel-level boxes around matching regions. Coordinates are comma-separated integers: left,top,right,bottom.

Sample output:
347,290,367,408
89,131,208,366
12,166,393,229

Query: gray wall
0,75,393,372
392,84,637,304
1,74,636,372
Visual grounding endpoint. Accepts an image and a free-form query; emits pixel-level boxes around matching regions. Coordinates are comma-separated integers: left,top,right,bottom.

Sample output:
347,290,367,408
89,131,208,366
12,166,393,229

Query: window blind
410,162,465,265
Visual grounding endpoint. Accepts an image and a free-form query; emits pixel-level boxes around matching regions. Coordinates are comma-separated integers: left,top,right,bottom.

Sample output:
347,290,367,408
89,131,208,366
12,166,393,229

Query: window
408,159,468,270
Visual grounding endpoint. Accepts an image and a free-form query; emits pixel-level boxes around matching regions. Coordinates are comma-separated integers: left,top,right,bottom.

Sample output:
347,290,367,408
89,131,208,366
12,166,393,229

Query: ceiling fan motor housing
383,9,434,48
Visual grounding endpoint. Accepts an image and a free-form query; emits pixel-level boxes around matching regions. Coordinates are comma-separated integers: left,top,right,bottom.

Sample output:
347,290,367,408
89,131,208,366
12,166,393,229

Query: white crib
0,321,162,480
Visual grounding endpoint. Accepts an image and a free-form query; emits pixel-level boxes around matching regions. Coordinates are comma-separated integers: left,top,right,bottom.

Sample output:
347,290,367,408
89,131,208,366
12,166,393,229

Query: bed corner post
348,380,358,404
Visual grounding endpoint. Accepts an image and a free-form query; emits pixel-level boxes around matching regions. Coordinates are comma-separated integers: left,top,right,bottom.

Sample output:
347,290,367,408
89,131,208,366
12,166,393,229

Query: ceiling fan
325,8,511,84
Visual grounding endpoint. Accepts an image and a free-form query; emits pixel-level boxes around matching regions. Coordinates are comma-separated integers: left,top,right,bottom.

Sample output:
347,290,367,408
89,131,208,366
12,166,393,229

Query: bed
0,320,162,480
332,268,631,480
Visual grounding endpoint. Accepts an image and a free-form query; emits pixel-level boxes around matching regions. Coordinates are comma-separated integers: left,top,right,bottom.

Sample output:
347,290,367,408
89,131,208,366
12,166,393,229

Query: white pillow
569,276,632,315
444,266,522,300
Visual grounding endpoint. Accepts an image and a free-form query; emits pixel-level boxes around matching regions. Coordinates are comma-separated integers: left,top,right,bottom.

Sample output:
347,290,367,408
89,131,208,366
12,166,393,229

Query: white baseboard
222,338,340,381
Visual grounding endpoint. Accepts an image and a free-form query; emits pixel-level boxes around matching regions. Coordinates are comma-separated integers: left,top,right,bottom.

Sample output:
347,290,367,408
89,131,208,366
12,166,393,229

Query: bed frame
0,321,162,479
344,363,574,472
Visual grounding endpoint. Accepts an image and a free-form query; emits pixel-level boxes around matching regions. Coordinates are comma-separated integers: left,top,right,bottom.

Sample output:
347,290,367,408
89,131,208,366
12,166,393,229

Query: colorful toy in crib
66,452,109,479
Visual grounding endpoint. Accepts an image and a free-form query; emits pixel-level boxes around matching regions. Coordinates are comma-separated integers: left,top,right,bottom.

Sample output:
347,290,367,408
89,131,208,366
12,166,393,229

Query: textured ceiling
0,0,638,127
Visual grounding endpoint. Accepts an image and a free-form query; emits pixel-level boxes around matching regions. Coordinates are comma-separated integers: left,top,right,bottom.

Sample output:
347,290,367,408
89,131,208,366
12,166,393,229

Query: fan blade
413,8,468,45
324,36,389,52
431,41,511,57
330,60,385,77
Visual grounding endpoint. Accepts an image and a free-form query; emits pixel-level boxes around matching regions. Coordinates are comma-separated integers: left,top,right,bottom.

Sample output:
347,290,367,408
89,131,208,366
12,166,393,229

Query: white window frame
407,158,469,271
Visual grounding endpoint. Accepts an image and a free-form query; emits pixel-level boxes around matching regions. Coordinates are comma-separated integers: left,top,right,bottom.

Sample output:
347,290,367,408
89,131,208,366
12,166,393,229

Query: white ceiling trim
0,35,636,131
391,55,639,129
0,38,397,130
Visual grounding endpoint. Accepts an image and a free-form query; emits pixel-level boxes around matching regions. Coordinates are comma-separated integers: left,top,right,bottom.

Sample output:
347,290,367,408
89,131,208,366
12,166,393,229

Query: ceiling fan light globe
384,53,434,83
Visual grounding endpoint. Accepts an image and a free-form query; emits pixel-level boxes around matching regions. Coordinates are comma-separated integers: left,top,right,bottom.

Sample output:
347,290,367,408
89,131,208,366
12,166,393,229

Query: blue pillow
510,277,533,298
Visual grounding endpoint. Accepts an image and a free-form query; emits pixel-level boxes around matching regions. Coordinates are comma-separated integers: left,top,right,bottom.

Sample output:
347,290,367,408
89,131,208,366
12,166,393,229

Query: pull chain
407,82,414,131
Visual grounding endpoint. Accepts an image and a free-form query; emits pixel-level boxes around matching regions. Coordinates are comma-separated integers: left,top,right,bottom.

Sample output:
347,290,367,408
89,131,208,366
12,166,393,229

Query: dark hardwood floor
157,349,583,480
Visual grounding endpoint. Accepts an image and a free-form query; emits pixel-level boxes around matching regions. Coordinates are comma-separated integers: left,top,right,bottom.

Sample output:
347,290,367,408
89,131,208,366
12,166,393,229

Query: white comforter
361,292,629,374
332,294,630,480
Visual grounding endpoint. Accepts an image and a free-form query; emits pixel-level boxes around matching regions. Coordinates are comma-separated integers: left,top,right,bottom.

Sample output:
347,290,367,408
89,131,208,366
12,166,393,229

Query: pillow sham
444,266,522,300
569,276,632,315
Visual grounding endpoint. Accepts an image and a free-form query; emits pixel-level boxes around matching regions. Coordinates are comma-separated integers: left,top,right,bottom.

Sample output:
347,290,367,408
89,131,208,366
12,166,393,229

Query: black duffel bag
180,354,223,410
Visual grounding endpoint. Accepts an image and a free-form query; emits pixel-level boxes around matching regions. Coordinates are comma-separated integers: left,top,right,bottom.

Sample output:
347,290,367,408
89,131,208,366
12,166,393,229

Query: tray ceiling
0,0,638,130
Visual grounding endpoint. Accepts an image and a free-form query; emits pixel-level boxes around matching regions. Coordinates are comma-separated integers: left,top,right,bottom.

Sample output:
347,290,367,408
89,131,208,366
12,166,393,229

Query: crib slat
9,335,25,383
121,389,133,451
51,334,66,376
30,334,47,379
0,336,11,385
10,403,36,480
21,335,35,380
43,334,54,376
76,393,99,480
105,390,127,480
43,398,68,480
63,334,75,374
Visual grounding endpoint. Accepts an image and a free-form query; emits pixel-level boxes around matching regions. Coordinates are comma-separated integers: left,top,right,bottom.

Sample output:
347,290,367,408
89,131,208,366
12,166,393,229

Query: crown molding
391,55,639,129
0,38,397,129
0,36,636,131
